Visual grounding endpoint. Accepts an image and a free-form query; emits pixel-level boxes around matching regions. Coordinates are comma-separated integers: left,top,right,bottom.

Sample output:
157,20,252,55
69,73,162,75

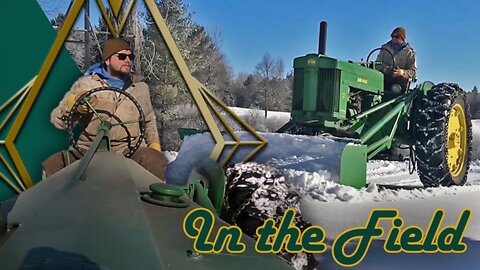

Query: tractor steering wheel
65,86,146,158
366,47,396,70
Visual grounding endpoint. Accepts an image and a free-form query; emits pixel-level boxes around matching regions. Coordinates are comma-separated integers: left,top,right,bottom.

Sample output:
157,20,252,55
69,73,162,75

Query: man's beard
110,65,130,78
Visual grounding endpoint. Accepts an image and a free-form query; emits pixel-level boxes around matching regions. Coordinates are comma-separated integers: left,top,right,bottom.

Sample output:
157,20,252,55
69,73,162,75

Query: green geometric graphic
0,0,81,201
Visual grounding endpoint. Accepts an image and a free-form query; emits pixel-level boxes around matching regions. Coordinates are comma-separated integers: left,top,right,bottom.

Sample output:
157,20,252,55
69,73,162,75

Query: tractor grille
292,68,304,111
292,67,341,113
317,68,341,112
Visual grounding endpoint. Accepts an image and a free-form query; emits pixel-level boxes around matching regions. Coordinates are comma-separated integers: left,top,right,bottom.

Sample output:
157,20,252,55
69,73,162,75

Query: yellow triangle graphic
0,76,36,131
108,0,124,19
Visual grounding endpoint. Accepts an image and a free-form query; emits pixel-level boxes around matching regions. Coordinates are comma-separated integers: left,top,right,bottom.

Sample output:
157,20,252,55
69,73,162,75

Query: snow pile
163,151,178,164
166,132,347,185
285,166,480,204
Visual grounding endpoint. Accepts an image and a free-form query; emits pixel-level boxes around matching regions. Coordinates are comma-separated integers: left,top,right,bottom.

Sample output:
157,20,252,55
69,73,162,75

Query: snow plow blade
339,144,367,188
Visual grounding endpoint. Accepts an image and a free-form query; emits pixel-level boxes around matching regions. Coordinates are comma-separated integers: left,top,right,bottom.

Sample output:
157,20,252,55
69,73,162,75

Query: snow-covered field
166,117,480,269
301,120,480,269
299,121,480,234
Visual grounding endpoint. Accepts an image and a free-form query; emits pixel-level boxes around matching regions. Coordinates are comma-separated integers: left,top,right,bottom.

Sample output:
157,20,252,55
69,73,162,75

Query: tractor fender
418,80,435,95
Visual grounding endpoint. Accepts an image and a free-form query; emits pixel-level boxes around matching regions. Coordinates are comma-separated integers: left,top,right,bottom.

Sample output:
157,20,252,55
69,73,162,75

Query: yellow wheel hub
447,103,467,178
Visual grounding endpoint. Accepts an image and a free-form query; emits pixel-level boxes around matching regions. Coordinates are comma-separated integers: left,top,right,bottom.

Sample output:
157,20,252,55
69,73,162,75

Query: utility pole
84,0,91,68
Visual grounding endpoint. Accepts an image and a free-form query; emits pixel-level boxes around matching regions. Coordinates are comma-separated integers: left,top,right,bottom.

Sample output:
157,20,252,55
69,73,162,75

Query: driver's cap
102,38,131,61
391,27,407,40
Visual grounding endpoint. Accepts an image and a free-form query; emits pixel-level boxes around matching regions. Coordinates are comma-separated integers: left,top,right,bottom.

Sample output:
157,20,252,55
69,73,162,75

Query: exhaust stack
318,21,327,55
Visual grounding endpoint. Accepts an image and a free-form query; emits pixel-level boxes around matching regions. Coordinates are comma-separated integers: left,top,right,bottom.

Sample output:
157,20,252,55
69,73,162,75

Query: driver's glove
393,68,405,77
149,142,161,152
66,94,98,114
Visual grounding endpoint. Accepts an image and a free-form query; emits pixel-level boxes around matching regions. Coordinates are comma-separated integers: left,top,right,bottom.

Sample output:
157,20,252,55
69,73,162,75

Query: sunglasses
391,34,402,39
114,53,135,61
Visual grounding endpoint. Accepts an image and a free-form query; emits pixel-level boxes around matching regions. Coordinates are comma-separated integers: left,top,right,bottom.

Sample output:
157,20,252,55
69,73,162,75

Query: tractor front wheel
415,83,472,187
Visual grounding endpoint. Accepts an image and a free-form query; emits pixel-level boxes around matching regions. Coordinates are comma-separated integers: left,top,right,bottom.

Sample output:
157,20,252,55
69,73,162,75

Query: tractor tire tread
414,83,472,187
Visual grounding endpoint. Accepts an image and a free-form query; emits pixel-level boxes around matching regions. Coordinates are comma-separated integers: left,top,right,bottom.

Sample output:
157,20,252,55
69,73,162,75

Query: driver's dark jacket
50,73,160,154
375,41,417,81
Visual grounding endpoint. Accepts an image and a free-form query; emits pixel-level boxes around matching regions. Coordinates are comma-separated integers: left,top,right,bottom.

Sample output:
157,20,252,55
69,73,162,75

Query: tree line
467,86,480,119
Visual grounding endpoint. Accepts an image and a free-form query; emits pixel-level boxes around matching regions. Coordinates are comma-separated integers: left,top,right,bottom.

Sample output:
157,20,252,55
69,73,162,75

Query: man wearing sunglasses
375,27,417,94
43,38,167,180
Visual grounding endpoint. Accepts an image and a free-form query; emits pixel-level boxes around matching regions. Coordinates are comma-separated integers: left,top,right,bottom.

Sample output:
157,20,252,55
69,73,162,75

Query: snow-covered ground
229,107,291,121
301,121,480,269
299,121,480,236
166,117,480,269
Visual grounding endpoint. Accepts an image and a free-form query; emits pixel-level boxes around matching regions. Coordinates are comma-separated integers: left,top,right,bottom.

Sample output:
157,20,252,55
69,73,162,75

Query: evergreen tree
142,0,232,150
468,86,480,119
50,13,65,26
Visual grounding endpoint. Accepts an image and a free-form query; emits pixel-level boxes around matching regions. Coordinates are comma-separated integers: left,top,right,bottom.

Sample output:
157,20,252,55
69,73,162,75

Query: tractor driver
375,27,417,93
42,38,168,180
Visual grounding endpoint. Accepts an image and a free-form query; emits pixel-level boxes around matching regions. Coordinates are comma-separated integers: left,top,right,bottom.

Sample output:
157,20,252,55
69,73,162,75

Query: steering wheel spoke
81,96,104,124
110,119,140,127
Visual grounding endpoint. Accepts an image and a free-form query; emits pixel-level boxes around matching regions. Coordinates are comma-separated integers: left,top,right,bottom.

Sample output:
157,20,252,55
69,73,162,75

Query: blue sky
184,0,480,90
40,0,480,90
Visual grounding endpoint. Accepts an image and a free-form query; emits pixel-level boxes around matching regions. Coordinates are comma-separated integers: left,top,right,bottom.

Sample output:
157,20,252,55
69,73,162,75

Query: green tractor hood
0,152,293,269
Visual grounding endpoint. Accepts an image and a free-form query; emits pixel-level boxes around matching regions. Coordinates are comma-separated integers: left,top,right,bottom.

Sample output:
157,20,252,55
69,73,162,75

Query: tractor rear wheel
415,83,472,187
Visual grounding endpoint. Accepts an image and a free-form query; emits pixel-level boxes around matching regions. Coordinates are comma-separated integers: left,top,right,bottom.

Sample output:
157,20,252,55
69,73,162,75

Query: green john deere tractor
278,21,472,188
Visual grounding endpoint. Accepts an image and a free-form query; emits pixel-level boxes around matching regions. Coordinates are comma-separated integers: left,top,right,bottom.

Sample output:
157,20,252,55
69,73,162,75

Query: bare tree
255,52,286,117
